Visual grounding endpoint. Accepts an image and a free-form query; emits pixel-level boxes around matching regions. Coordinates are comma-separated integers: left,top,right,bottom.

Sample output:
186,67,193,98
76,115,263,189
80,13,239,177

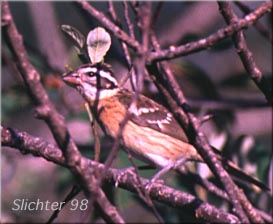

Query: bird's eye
88,72,95,77
78,66,98,77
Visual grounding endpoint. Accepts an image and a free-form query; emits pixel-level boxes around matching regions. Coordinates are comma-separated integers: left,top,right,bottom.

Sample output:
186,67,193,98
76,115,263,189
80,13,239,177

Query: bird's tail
222,158,269,191
209,146,270,191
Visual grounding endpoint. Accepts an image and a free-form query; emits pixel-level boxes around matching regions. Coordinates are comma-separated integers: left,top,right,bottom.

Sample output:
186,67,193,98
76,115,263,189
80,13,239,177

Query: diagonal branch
77,0,141,52
147,1,272,63
148,33,249,223
217,3,271,222
1,2,125,223
2,126,241,223
234,1,272,42
218,1,272,105
1,0,80,169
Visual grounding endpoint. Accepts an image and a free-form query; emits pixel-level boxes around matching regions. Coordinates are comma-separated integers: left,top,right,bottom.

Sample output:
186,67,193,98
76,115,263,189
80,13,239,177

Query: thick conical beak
62,72,81,86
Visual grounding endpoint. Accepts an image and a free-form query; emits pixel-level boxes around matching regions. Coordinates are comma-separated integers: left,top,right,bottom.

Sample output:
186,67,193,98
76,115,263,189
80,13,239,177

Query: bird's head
62,63,119,102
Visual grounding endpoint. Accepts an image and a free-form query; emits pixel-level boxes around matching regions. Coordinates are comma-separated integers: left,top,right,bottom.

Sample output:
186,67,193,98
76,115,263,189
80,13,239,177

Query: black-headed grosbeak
62,63,268,191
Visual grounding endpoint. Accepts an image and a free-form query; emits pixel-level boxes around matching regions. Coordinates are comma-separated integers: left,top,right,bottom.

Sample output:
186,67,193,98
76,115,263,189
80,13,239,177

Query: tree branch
1,2,125,223
1,126,240,223
218,1,272,105
147,1,272,63
234,1,272,42
2,0,80,171
148,33,249,222
77,0,141,52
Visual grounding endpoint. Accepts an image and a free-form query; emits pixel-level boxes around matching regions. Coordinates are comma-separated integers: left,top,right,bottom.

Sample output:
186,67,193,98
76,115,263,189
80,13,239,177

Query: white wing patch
138,107,159,114
133,106,173,130
146,112,172,129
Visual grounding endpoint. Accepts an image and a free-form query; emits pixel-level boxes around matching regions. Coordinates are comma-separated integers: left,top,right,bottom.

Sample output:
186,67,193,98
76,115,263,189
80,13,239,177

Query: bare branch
1,124,126,223
123,1,136,40
234,1,272,42
218,1,272,105
217,3,271,222
77,0,141,52
2,1,270,222
2,0,80,169
2,126,241,223
1,2,125,223
148,31,250,223
147,1,272,63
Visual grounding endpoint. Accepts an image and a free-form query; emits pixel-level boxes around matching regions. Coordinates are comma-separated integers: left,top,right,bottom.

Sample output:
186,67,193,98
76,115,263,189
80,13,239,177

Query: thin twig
107,3,164,222
134,4,165,222
108,0,118,22
77,0,141,52
2,1,80,166
105,1,141,179
151,2,164,29
2,126,242,223
1,2,125,223
47,186,81,223
147,1,272,63
234,1,272,42
108,0,135,88
218,1,272,105
123,1,137,91
149,30,249,223
85,103,101,162
123,1,136,40
218,2,268,222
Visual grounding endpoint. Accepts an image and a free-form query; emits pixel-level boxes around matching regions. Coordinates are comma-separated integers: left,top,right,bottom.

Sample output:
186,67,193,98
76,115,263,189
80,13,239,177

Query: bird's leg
115,165,156,187
145,158,187,193
115,166,137,188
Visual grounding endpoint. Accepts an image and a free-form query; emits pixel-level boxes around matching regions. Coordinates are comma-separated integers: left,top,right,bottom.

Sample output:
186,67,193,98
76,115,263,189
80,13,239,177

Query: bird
62,62,269,191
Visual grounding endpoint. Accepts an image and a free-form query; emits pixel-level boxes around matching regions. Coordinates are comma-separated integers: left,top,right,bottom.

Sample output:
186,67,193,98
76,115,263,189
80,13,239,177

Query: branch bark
234,1,272,42
73,2,271,222
77,0,141,52
1,126,240,223
1,2,125,223
2,1,270,222
148,34,250,223
147,1,272,63
218,1,272,105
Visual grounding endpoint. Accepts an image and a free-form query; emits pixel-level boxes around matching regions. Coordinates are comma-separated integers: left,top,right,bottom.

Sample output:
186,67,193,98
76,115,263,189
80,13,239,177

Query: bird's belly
122,121,201,167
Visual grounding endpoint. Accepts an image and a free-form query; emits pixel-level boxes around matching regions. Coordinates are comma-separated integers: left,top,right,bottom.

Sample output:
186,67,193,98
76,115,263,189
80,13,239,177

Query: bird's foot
144,178,164,195
115,166,136,188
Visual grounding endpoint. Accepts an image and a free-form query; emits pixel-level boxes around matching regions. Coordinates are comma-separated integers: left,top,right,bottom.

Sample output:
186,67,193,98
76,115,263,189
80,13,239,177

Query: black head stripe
96,63,114,75
96,63,118,88
99,76,118,89
76,63,118,89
